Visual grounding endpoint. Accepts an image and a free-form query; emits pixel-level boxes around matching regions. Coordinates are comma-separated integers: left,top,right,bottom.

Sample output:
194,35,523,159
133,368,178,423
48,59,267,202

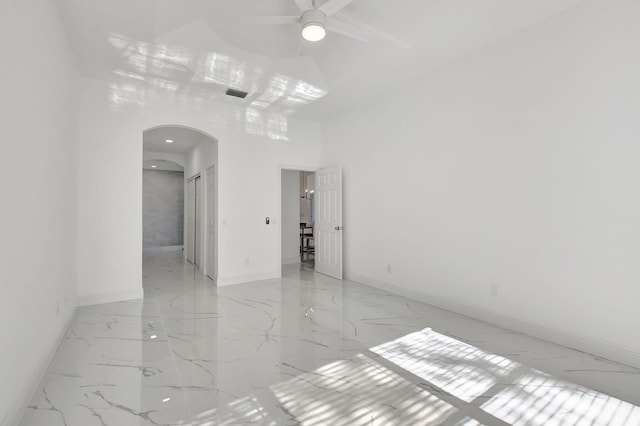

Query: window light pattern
372,328,640,426
270,353,457,425
170,327,640,425
481,371,640,425
371,328,519,403
105,33,327,141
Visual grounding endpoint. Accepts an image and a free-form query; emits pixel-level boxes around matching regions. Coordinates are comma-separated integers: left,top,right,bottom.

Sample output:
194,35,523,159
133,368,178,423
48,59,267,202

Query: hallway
21,250,640,425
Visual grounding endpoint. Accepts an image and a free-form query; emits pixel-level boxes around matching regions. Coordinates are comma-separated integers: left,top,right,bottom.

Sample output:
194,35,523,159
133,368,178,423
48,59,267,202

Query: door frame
185,172,201,265
276,164,318,277
205,164,217,282
194,175,202,267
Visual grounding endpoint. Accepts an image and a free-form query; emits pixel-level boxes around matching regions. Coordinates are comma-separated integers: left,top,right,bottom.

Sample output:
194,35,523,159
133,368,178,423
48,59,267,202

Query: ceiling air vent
225,88,249,99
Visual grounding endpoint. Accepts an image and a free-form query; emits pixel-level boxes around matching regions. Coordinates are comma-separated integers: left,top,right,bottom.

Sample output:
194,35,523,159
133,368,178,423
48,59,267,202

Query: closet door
186,178,196,263
206,166,216,279
194,176,202,266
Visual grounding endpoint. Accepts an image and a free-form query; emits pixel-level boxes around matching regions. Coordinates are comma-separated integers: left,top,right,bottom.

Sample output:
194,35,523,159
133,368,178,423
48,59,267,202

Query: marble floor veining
21,250,640,425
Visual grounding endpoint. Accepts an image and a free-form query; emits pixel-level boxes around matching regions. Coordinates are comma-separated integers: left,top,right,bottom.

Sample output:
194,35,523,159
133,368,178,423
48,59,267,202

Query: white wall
0,0,80,423
282,170,301,264
323,0,640,368
76,78,145,306
216,120,322,284
185,138,217,180
75,76,323,303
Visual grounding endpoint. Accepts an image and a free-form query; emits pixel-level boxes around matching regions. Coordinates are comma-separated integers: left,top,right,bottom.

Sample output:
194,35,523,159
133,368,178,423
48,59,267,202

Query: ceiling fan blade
319,0,354,17
326,18,371,42
295,37,305,57
241,16,299,25
294,0,313,12
341,17,411,49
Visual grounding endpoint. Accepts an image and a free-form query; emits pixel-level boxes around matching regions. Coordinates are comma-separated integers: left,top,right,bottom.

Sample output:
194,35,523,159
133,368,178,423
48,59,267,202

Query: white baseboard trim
217,271,280,286
282,257,301,265
346,272,640,370
4,307,77,426
143,245,183,254
77,288,144,307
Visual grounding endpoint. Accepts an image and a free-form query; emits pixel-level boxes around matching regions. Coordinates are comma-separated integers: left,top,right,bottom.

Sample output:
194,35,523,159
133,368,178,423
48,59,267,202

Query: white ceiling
143,159,184,171
56,0,585,120
143,126,208,154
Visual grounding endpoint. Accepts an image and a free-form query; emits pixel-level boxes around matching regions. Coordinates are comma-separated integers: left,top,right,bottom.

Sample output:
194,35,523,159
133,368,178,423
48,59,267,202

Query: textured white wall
0,0,80,423
323,0,640,367
282,170,301,264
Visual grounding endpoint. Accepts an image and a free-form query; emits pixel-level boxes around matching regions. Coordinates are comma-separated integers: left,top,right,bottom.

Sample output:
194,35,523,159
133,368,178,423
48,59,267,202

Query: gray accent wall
143,170,184,247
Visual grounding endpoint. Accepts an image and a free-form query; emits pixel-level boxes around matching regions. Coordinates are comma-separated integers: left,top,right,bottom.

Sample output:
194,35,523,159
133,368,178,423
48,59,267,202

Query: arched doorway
142,125,218,281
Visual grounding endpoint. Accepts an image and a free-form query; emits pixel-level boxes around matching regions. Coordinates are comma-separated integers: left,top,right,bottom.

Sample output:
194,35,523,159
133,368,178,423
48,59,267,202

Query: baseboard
282,257,301,265
346,271,640,370
217,271,280,286
143,245,183,253
77,288,144,307
3,307,77,426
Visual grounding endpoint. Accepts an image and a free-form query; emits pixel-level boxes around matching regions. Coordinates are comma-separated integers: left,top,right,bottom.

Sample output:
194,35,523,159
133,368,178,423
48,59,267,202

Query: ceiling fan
243,0,373,43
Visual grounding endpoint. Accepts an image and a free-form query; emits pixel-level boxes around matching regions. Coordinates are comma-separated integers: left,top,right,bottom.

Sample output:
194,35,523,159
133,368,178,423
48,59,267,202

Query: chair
303,222,314,253
299,223,307,252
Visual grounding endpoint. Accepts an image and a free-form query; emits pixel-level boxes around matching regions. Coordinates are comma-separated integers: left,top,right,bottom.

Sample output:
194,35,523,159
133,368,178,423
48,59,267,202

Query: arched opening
142,125,218,282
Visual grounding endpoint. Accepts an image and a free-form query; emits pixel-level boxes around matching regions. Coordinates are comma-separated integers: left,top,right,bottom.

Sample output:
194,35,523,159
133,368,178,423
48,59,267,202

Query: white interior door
194,176,202,267
315,165,343,279
206,166,215,279
186,178,195,263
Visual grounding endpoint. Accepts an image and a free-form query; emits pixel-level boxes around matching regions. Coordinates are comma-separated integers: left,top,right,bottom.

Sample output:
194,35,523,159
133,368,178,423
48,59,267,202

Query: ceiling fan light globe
302,23,326,41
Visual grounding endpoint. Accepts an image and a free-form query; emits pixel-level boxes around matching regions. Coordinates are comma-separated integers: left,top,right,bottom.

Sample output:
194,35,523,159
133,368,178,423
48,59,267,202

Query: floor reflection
184,352,456,425
371,329,640,426
21,251,640,425
184,328,640,425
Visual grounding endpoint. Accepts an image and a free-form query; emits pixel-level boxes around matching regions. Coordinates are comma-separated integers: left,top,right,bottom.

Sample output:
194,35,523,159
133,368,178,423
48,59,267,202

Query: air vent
225,88,249,99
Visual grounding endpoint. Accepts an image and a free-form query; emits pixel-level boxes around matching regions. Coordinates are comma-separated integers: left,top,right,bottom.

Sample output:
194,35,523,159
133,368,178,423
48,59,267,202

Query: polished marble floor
21,249,640,425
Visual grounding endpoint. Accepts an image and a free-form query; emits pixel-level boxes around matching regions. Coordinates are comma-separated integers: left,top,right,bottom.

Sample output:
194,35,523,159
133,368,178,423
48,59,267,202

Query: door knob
335,226,342,231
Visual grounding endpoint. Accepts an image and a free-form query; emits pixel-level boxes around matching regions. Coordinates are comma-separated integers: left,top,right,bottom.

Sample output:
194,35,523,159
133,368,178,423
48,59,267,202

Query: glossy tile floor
22,249,640,425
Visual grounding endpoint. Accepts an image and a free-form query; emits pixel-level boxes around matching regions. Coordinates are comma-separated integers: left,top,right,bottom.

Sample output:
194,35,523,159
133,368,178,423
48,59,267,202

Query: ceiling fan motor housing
301,9,326,27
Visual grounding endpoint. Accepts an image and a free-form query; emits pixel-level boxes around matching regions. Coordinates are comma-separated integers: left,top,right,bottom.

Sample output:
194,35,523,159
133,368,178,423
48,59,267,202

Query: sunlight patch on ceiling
106,33,327,141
